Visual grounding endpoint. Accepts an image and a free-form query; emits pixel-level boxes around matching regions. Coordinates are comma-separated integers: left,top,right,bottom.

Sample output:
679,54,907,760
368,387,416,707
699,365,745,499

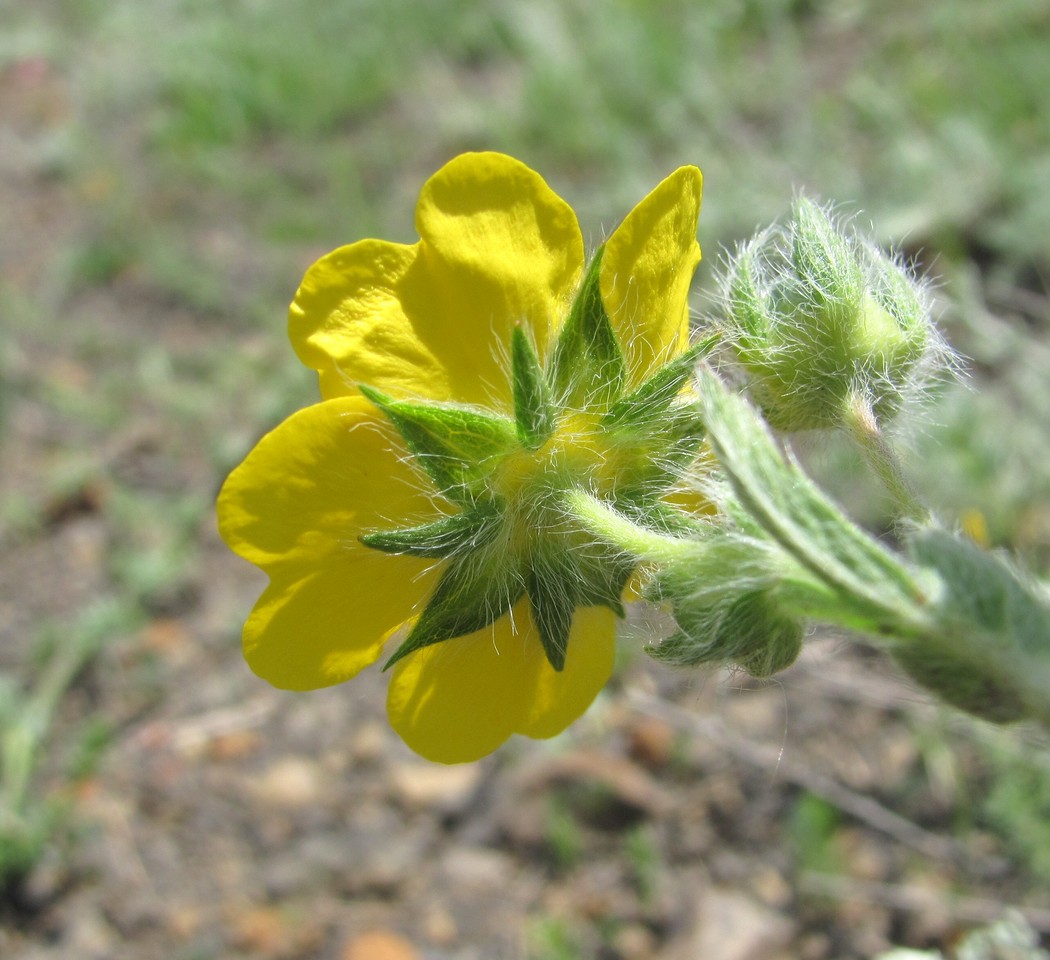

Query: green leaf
511,325,555,450
695,369,928,631
360,501,503,559
894,529,1050,724
382,551,524,670
359,385,518,505
549,246,627,407
691,372,1050,726
604,334,718,429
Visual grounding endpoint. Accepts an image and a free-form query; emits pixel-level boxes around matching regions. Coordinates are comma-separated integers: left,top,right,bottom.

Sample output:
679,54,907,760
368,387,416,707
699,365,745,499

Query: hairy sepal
549,246,627,408
603,334,717,430
359,385,518,506
360,501,503,559
383,548,524,670
511,325,556,450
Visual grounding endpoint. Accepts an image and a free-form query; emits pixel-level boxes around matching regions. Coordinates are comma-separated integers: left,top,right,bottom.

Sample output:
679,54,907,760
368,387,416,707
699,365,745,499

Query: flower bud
652,585,804,679
722,198,942,432
646,536,805,679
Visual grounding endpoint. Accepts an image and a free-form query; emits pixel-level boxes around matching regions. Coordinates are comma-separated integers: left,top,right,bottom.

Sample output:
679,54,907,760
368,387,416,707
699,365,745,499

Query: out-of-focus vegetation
1,0,1048,943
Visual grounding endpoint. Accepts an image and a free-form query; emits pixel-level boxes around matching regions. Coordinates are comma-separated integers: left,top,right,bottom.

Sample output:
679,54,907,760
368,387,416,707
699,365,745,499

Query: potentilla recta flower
218,152,705,762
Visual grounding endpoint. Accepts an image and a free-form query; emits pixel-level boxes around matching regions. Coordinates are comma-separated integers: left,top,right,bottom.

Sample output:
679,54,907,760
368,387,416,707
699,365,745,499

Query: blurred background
2,0,1049,957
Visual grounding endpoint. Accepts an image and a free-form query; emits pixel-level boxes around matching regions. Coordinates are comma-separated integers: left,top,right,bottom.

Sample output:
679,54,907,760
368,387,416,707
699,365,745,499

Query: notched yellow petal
218,395,446,570
243,555,440,690
415,152,585,369
601,166,703,387
288,153,586,410
218,395,448,690
386,599,616,763
289,240,449,402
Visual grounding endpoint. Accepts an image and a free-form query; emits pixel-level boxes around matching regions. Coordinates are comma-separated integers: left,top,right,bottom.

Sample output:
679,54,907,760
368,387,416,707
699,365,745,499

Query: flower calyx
362,249,715,673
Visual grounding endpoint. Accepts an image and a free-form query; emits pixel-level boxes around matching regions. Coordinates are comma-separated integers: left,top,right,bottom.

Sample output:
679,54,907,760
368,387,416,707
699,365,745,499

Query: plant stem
843,392,931,525
564,490,695,566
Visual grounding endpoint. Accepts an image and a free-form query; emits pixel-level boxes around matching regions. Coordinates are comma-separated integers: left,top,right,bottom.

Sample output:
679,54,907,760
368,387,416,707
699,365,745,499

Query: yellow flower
218,152,703,763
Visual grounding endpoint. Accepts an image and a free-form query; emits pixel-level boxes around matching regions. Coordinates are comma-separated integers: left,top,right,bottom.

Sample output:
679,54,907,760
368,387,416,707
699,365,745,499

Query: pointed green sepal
524,537,633,672
726,240,768,344
526,560,576,671
790,196,863,306
382,553,524,671
511,326,555,450
359,385,518,505
599,399,708,504
603,334,718,429
549,246,627,407
360,501,503,559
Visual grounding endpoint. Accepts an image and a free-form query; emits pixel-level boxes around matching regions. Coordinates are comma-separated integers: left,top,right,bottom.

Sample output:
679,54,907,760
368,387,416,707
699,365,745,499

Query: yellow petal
289,152,585,409
243,556,438,690
288,240,447,404
601,166,703,386
518,605,618,738
414,152,584,378
386,600,616,763
217,395,446,689
218,395,445,570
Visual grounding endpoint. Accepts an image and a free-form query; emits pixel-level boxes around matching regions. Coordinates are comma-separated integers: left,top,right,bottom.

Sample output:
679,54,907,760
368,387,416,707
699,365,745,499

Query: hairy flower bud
722,198,946,432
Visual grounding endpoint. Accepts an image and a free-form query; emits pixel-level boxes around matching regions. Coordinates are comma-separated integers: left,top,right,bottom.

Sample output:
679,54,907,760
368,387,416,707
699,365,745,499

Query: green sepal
511,326,555,450
603,334,718,429
526,559,576,672
790,197,862,306
359,385,518,506
524,535,634,671
360,501,503,559
382,551,524,671
573,558,633,618
599,337,715,501
549,246,627,407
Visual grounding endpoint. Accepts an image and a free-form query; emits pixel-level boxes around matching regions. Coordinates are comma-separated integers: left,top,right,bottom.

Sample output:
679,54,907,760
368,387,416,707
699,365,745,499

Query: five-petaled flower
218,152,703,762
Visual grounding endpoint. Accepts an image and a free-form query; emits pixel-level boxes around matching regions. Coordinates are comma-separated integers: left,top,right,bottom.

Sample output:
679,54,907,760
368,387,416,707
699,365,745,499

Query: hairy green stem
564,490,695,567
843,391,931,525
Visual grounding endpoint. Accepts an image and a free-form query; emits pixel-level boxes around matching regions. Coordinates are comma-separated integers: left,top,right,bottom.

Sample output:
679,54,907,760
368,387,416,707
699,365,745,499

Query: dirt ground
2,58,1049,960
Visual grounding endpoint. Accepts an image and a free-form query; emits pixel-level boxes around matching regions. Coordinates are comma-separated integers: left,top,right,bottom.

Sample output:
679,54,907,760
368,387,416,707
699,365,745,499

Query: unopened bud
647,537,804,679
722,198,944,432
